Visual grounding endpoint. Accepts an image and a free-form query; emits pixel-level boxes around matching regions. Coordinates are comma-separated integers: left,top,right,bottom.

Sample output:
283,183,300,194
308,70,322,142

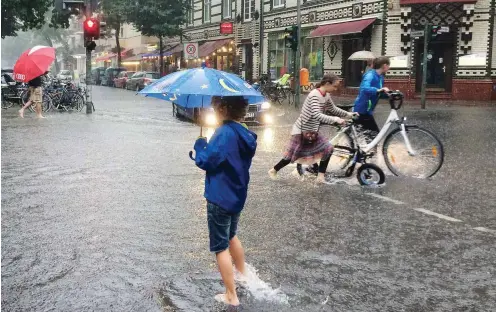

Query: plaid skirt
283,134,334,165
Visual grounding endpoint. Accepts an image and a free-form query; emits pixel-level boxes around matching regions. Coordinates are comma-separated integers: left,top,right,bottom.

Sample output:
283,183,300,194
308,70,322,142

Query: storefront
386,1,495,100
267,32,294,80
185,39,235,71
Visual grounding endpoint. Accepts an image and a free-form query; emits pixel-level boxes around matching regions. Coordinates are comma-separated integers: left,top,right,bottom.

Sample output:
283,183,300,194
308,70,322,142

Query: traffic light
84,18,100,40
430,25,442,39
284,26,298,51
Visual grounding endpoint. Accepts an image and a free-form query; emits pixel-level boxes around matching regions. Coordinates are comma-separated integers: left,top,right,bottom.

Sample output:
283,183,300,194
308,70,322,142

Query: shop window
204,0,211,23
268,38,293,79
273,0,284,9
342,38,366,87
188,0,194,24
302,37,323,81
222,0,232,18
244,0,255,21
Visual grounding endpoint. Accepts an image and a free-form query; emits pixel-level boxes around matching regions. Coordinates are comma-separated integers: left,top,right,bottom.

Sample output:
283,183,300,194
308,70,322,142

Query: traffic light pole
420,23,429,109
294,0,301,108
85,0,93,114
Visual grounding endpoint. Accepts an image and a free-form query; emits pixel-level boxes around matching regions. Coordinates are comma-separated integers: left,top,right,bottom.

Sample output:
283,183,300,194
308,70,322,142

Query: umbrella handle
189,151,195,161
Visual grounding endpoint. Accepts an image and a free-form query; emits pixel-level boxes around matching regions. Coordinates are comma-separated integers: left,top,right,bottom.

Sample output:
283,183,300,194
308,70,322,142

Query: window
188,0,194,24
222,0,232,18
268,35,294,79
204,0,211,23
273,0,284,9
146,73,160,79
342,38,365,87
302,37,324,81
244,0,255,21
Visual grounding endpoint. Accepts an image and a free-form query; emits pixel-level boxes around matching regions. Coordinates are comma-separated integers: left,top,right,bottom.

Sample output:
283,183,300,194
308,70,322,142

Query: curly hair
213,96,249,120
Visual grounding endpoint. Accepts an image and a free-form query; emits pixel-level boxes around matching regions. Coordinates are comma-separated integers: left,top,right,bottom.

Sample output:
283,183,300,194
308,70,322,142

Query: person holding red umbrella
13,46,56,118
18,72,48,118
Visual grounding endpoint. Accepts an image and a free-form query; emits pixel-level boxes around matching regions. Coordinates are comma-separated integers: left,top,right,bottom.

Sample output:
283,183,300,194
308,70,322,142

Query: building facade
386,0,496,101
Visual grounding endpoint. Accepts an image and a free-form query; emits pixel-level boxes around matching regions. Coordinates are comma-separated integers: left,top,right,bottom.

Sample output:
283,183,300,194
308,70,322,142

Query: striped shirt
291,89,351,135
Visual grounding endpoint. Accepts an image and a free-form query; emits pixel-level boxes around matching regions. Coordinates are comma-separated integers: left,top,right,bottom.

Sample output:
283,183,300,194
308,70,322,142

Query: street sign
184,43,198,60
440,26,449,33
411,30,424,38
220,22,234,35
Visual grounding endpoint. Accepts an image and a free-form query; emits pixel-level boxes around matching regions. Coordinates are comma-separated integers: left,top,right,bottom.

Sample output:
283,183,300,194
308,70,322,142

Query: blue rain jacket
194,121,257,213
353,70,387,115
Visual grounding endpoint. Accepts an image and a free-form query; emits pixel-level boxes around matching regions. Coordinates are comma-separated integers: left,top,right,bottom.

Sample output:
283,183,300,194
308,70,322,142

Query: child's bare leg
216,249,239,306
229,236,245,275
19,101,32,118
35,102,44,118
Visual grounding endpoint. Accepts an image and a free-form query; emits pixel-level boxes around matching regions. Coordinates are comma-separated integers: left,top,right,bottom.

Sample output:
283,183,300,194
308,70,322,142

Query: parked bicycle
256,74,295,106
326,91,444,185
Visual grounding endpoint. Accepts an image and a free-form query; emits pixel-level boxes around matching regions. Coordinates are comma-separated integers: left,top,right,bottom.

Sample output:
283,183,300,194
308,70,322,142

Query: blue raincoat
353,70,387,115
194,121,257,213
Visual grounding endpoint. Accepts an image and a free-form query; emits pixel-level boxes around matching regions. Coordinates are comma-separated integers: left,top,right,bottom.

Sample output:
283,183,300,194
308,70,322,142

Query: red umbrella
13,46,56,82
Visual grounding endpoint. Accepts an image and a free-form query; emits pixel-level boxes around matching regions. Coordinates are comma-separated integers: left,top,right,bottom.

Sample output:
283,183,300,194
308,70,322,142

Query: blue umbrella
138,64,265,108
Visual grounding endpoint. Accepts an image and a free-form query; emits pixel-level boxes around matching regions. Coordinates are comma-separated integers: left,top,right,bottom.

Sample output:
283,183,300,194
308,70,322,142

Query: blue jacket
194,121,257,213
353,70,386,115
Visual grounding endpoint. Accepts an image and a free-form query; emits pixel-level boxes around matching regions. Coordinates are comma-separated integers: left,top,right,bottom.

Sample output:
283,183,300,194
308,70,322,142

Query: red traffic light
84,18,100,39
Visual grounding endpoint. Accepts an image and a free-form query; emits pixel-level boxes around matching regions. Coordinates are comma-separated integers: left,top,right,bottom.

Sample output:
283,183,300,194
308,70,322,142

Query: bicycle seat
388,91,404,110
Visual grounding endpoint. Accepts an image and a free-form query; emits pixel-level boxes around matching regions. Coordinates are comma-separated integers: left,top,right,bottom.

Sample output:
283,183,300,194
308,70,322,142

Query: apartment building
387,0,496,101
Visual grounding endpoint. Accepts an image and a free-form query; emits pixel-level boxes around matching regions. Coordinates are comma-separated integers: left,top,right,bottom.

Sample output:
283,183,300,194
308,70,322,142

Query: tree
128,0,190,76
1,0,71,38
100,0,131,67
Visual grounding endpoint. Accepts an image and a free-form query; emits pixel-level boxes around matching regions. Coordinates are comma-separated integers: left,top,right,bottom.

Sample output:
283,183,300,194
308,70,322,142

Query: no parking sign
184,43,198,60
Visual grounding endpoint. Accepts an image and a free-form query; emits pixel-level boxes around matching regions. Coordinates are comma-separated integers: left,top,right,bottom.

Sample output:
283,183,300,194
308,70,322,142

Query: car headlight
205,113,217,126
261,101,271,110
263,114,273,124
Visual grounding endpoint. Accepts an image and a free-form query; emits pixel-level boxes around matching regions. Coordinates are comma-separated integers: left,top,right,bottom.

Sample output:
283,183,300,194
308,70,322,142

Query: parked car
114,71,135,89
57,70,72,81
125,72,160,91
101,67,126,87
173,101,273,126
91,67,106,85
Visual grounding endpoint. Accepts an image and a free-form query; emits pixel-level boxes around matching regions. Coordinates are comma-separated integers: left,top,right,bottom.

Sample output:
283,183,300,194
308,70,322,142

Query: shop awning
142,51,172,58
400,0,475,4
123,54,143,62
308,18,376,38
95,54,113,62
199,38,232,57
167,44,183,54
94,49,132,62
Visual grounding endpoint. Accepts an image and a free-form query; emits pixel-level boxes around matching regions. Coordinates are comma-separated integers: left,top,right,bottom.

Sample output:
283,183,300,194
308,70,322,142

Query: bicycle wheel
28,93,52,112
383,126,444,178
324,126,356,174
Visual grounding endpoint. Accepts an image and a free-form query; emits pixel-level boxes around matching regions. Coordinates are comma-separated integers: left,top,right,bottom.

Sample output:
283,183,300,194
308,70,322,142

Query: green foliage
127,0,190,38
1,0,71,38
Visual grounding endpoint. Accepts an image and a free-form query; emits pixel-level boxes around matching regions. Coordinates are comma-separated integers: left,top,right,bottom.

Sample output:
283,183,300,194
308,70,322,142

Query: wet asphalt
1,86,496,312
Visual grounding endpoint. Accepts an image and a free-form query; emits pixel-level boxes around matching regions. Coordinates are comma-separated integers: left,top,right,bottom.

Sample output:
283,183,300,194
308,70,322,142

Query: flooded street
2,87,495,311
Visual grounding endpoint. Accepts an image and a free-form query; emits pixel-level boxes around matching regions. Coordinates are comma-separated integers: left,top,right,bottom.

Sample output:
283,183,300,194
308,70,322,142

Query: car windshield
146,73,160,79
60,70,70,75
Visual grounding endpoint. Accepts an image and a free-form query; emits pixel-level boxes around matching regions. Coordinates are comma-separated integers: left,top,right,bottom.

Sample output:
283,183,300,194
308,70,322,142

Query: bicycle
326,91,444,185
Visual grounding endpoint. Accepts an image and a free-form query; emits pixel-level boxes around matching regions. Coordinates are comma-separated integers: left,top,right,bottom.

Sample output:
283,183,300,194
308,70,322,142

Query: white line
366,193,405,205
413,208,463,223
473,227,496,234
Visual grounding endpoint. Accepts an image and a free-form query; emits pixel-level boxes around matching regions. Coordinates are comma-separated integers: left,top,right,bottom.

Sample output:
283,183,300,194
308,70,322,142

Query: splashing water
236,263,289,305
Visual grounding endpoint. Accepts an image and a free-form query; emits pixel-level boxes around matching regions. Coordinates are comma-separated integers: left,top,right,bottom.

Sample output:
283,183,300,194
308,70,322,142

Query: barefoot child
193,96,257,308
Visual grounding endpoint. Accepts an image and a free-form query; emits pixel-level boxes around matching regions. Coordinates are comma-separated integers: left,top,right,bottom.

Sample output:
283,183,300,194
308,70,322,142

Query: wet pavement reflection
2,87,495,311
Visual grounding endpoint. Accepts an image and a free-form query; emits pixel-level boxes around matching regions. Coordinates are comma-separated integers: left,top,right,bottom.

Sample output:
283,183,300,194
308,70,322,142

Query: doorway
415,31,455,92
243,44,253,83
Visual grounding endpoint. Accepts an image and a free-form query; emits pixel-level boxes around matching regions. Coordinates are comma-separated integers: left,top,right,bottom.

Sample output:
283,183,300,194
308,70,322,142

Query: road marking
413,208,462,223
366,193,405,205
473,227,496,234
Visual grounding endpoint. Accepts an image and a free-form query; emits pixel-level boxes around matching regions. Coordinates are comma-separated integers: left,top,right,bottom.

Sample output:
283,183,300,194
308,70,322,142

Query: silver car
57,70,72,81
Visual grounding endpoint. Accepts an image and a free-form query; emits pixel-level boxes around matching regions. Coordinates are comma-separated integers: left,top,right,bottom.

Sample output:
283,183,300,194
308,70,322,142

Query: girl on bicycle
268,74,356,183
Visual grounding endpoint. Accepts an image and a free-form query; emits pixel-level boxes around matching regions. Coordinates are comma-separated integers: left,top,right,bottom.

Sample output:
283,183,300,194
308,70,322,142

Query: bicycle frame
332,108,416,156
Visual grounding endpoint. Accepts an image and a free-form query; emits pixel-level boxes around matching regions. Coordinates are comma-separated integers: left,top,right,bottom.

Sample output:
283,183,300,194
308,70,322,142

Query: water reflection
263,127,274,145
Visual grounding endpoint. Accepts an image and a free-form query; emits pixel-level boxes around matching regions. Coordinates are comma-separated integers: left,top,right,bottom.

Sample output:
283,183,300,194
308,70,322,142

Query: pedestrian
268,74,357,183
192,96,257,308
19,72,46,118
353,56,391,141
